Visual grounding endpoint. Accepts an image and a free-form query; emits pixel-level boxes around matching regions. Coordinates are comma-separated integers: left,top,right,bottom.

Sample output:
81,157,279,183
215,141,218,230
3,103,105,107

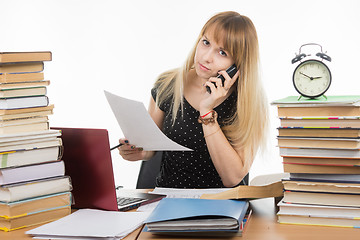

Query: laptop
51,127,165,211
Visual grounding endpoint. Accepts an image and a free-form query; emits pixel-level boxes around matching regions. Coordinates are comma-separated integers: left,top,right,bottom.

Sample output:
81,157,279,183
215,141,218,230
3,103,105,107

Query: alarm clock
291,43,332,99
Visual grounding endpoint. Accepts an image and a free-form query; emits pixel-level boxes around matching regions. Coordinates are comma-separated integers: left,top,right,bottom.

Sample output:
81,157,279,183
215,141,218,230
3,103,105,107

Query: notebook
51,127,165,211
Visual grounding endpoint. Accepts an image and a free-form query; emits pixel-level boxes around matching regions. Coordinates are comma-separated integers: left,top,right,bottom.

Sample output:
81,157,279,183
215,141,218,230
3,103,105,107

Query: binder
144,198,249,236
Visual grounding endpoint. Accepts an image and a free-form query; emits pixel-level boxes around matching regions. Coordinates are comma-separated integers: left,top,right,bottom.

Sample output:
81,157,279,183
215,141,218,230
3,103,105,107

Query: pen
110,143,124,151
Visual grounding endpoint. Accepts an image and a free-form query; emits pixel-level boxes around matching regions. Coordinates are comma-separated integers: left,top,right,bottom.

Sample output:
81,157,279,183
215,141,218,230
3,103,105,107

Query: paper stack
0,52,72,232
26,209,151,239
272,95,360,228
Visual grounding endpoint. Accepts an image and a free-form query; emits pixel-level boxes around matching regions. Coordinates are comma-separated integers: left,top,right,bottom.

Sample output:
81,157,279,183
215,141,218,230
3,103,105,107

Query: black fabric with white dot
151,87,237,188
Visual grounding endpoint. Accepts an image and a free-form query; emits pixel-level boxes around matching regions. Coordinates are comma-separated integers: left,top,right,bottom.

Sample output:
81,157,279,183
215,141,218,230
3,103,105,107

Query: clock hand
312,76,322,79
299,72,313,80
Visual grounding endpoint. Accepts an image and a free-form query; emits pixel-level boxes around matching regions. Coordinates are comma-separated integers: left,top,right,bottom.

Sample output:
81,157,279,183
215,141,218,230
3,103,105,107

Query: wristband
198,110,218,125
200,110,213,118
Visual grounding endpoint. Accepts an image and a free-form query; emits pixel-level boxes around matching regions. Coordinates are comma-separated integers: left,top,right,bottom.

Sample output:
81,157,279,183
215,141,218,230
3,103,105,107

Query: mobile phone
206,64,238,93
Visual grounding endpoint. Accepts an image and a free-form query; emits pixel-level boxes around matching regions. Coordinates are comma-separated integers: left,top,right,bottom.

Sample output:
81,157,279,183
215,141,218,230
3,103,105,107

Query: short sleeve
151,87,157,101
151,86,167,112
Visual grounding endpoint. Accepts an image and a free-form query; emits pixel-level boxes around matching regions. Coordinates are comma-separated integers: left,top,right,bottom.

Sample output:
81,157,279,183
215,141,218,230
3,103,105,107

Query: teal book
271,95,360,106
0,192,72,219
144,198,249,236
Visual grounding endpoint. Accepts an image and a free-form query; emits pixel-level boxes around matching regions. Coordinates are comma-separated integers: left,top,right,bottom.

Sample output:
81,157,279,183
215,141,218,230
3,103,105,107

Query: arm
202,71,251,187
118,96,165,161
201,119,250,187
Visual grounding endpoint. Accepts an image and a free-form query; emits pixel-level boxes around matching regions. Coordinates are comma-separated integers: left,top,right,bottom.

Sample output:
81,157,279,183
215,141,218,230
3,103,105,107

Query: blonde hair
154,11,269,160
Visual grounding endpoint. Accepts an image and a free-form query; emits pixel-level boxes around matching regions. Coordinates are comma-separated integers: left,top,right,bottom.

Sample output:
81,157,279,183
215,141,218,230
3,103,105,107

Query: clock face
293,60,332,98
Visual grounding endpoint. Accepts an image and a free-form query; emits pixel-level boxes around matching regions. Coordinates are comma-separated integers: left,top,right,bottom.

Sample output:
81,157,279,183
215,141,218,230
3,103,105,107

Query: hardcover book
0,72,44,83
0,160,65,185
289,173,360,182
277,212,360,228
282,179,360,194
278,127,360,138
277,137,360,149
0,96,49,110
282,161,360,174
277,105,360,118
278,201,360,218
282,190,360,207
0,80,50,90
0,205,70,232
0,62,44,74
0,105,54,117
0,52,52,63
0,192,71,219
0,176,72,203
282,156,360,166
0,87,46,98
279,147,360,159
0,122,49,134
280,116,360,128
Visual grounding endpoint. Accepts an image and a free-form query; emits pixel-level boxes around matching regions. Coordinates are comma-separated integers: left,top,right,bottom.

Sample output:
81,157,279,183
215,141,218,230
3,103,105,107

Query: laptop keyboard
116,197,144,206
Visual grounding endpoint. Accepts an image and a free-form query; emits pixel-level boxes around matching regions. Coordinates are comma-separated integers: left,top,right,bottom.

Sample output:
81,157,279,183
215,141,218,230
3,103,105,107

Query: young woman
118,11,269,188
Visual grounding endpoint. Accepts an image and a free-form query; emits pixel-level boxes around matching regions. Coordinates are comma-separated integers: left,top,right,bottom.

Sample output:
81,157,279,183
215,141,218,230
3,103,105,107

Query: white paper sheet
26,209,151,239
137,187,230,212
104,90,192,151
149,187,230,198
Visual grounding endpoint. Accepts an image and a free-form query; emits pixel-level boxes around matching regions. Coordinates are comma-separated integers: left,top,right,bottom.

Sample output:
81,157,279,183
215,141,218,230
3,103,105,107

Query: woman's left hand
200,70,239,113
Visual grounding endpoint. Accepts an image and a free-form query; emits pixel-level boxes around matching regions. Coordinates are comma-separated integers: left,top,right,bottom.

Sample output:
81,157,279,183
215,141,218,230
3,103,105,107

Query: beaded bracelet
197,110,218,125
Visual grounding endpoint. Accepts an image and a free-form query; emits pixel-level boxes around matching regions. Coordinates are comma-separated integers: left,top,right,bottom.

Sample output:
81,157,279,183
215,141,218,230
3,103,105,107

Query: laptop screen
51,127,119,211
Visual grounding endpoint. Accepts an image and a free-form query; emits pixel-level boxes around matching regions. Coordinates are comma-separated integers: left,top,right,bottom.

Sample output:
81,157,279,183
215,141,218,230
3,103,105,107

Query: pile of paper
26,209,151,239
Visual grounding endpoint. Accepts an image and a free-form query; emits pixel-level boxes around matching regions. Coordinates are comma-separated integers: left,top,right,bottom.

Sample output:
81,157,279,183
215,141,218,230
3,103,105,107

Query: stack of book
272,95,360,228
0,52,72,232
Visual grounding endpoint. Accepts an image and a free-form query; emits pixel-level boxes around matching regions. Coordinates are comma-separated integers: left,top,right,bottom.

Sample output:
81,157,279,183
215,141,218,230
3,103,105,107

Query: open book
200,173,287,200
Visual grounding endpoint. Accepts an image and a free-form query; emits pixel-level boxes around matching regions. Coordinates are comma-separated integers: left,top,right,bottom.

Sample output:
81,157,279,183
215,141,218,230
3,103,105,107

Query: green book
271,95,360,106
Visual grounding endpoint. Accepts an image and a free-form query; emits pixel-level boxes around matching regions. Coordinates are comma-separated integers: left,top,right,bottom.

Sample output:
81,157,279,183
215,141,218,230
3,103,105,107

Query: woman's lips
199,63,210,71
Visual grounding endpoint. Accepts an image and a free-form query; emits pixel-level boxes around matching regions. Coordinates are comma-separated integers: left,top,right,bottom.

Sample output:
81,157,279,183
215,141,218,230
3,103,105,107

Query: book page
250,173,289,186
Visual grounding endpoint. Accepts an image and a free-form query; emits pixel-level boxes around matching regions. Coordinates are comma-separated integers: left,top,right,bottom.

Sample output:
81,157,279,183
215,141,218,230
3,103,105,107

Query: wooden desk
1,194,359,240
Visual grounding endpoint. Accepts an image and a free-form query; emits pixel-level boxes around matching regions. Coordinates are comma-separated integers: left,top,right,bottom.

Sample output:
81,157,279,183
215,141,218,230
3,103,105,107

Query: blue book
144,198,249,236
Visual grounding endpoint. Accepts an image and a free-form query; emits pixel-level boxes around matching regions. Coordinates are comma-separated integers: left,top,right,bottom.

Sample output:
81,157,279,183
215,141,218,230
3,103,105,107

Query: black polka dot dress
151,87,237,188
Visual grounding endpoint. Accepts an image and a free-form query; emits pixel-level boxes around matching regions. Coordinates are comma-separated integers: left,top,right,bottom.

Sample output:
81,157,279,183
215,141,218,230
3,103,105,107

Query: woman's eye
202,39,210,46
219,50,227,57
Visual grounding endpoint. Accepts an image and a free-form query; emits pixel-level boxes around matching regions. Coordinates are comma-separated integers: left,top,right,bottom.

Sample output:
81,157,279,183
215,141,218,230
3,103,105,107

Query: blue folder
144,198,249,236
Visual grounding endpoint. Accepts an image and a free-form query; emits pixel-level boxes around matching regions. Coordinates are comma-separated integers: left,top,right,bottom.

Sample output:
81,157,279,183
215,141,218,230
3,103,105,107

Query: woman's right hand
117,138,147,161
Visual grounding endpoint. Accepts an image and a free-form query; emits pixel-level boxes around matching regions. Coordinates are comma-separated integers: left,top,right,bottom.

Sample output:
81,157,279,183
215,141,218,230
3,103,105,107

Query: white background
1,0,359,188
